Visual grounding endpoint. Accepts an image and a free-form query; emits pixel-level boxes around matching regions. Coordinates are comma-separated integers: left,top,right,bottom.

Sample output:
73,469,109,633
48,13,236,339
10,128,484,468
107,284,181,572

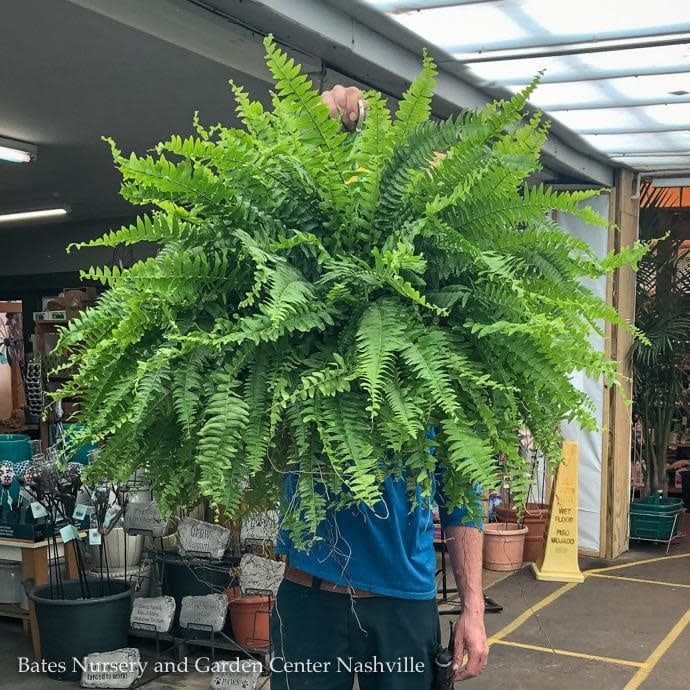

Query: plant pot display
27,578,132,681
483,522,528,571
494,503,549,563
52,41,643,553
229,594,274,649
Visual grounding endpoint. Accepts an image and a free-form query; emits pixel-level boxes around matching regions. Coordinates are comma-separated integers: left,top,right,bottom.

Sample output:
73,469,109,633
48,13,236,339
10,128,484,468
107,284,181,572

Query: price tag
30,502,48,519
73,504,88,521
59,524,80,543
88,528,102,546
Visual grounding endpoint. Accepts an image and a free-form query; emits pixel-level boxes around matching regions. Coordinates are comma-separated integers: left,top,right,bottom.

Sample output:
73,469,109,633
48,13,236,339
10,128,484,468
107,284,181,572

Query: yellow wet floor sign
532,440,584,583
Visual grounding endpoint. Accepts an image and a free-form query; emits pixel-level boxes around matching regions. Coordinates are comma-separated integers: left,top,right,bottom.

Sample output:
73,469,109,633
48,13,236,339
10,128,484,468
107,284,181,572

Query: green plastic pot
0,434,31,463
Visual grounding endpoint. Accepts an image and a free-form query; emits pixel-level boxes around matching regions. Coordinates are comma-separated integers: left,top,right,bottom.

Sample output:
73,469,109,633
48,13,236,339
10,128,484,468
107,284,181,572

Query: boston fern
54,38,643,547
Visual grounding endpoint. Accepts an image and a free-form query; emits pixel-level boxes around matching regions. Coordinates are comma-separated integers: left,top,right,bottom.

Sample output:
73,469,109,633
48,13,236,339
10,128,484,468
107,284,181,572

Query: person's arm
445,524,489,681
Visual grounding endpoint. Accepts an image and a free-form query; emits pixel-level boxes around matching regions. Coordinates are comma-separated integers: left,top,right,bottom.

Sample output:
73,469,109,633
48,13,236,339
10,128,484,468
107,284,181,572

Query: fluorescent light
0,145,31,163
0,208,69,224
0,136,37,164
651,177,690,187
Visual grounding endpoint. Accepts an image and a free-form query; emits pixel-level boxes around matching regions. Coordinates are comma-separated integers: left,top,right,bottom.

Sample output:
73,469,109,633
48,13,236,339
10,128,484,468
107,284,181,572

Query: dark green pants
270,579,440,689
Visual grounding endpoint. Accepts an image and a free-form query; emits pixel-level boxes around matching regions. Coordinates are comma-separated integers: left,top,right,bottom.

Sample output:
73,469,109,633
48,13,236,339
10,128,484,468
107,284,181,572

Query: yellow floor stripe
588,573,690,589
585,552,690,576
490,639,647,669
623,609,690,689
489,582,579,642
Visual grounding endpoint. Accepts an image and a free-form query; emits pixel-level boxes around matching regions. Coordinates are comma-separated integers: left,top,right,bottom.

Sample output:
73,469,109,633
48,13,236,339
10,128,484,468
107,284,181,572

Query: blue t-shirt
277,471,481,600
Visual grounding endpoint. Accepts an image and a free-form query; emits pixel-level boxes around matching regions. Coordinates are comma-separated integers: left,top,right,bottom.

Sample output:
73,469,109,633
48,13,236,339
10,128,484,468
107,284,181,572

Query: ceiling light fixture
0,136,37,164
0,207,69,224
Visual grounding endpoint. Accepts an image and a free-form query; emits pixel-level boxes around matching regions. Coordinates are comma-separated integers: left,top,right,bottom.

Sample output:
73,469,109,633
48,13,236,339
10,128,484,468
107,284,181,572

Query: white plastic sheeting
558,194,610,554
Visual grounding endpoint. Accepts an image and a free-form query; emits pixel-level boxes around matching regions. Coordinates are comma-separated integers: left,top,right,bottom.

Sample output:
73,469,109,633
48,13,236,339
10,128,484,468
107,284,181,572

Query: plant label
103,506,120,528
59,524,80,543
179,593,228,632
123,501,166,537
80,648,142,688
88,529,102,546
73,503,89,521
177,517,230,559
130,596,176,633
30,501,48,519
239,553,285,596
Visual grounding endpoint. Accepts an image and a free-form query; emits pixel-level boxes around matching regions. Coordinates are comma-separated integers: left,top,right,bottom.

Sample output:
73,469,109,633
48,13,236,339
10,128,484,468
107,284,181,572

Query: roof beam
66,0,319,82
498,65,690,86
577,125,690,136
377,0,496,10
445,28,690,57
548,96,690,112
456,34,690,63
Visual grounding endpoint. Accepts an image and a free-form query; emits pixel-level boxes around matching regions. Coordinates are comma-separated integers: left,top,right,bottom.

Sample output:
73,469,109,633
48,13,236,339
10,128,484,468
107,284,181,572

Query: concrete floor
1,514,688,689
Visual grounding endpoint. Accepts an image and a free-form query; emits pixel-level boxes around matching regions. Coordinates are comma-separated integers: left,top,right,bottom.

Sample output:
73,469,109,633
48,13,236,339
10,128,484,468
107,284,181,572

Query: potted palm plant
632,188,690,496
52,39,644,553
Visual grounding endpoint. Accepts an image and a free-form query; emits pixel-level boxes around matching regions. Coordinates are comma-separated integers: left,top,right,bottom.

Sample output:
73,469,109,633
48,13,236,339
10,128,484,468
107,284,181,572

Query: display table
0,536,82,657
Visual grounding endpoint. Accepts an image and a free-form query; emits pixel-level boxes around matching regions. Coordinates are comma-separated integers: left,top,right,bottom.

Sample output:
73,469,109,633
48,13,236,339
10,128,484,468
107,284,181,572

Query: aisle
469,513,690,689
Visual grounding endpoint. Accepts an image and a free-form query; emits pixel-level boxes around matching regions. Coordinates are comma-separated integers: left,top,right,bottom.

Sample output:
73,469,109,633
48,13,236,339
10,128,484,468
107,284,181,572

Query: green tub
0,434,31,463
630,496,684,541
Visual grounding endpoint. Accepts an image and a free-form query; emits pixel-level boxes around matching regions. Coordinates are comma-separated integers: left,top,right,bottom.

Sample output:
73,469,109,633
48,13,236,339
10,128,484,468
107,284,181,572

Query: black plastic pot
160,554,234,637
28,578,132,681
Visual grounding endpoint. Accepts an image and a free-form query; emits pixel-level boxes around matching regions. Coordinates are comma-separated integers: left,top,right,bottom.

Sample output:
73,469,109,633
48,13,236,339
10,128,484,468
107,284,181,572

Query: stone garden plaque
177,517,230,559
130,596,176,633
80,648,142,688
123,501,166,537
179,593,228,632
210,668,261,689
239,553,285,596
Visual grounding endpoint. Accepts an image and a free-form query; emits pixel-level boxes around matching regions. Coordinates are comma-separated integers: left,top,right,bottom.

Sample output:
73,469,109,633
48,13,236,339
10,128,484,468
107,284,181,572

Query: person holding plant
55,38,637,690
269,87,489,690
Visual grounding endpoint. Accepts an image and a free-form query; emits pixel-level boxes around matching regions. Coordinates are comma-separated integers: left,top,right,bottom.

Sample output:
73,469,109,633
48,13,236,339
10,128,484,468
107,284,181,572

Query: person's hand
321,85,366,131
453,612,489,681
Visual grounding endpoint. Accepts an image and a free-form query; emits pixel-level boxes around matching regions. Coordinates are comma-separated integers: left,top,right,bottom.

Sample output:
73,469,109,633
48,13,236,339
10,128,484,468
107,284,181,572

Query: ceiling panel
364,0,690,173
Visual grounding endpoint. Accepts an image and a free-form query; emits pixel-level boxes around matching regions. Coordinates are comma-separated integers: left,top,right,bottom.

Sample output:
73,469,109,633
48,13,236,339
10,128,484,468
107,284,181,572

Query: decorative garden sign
210,669,261,689
179,593,228,632
177,517,230,559
123,501,166,537
80,648,142,689
130,596,176,633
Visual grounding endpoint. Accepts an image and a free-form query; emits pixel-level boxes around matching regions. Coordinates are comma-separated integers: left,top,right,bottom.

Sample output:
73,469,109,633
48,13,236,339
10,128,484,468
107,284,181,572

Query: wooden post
20,544,49,658
65,539,80,580
601,169,639,559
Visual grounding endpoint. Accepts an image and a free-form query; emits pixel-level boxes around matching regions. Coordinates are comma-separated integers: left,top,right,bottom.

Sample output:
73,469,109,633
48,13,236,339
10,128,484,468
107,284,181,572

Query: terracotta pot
494,503,550,563
223,586,242,637
229,594,273,649
483,522,528,571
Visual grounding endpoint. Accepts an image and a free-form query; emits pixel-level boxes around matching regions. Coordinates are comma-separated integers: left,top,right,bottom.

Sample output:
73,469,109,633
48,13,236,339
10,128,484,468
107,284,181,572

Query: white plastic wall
558,194,610,554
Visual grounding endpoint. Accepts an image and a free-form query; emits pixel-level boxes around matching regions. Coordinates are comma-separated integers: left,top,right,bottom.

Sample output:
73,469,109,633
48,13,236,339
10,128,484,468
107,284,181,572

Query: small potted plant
494,430,551,563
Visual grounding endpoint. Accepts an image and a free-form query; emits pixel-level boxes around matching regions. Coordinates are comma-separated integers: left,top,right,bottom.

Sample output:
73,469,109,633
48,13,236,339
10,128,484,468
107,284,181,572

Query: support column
601,169,639,559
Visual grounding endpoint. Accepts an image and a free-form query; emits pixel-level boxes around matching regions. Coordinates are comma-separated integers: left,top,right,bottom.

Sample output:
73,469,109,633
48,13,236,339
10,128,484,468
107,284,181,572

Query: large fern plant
54,39,643,547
